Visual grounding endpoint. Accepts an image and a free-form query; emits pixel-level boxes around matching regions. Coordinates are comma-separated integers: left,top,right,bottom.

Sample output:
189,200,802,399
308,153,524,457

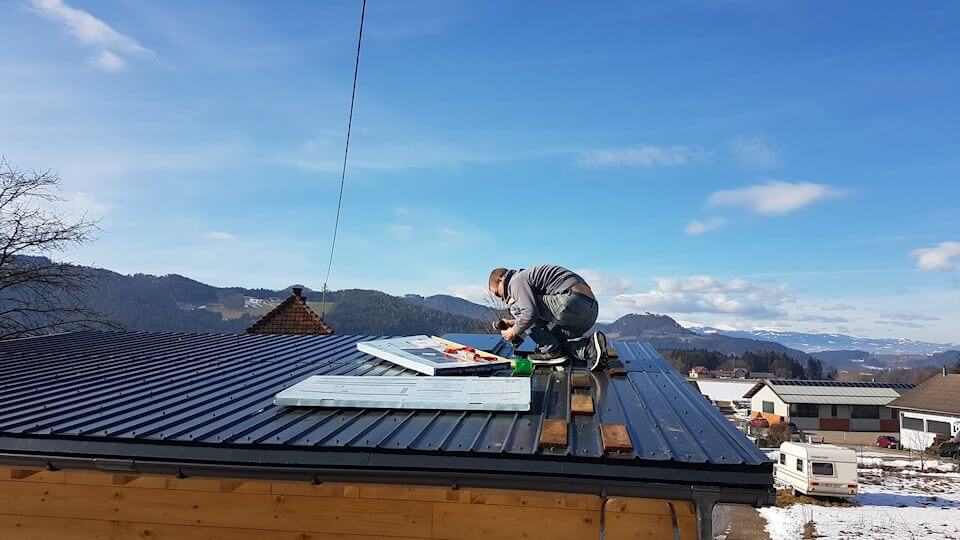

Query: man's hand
492,318,517,331
501,327,518,342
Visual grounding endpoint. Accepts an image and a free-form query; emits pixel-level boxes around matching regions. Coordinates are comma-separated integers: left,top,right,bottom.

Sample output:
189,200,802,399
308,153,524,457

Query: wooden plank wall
0,466,697,539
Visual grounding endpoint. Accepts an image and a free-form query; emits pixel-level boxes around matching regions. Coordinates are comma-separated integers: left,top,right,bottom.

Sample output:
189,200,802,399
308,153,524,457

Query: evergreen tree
804,357,824,380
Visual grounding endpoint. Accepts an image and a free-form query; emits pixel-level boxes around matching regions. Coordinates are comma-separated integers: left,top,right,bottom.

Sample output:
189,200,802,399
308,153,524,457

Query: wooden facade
0,466,697,539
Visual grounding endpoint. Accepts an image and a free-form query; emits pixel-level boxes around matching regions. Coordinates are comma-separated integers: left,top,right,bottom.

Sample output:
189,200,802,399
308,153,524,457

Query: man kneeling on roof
489,265,608,370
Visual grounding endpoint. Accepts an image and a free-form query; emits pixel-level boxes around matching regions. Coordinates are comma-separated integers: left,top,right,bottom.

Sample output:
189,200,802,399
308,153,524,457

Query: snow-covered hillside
689,326,956,355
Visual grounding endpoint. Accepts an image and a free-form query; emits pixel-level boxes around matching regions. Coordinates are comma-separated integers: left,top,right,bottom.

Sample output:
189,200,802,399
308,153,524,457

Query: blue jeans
513,292,598,358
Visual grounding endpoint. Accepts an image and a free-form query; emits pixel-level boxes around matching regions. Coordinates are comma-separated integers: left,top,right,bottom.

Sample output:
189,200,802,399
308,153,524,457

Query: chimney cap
292,287,303,298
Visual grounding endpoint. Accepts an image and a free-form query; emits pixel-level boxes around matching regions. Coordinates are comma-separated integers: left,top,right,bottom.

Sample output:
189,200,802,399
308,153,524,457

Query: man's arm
509,278,538,335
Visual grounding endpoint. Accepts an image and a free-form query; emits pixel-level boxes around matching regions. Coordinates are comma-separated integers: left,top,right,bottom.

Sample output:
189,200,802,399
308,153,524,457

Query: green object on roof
512,358,533,377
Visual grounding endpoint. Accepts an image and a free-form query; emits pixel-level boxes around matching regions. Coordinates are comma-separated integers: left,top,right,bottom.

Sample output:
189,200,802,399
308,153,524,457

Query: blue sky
2,0,958,342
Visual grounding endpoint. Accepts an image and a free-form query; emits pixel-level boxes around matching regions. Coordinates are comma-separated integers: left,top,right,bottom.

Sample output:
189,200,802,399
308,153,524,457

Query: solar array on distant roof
767,379,916,390
752,378,915,406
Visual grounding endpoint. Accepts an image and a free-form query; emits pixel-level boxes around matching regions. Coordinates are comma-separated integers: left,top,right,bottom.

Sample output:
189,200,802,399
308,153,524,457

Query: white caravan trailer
775,442,858,498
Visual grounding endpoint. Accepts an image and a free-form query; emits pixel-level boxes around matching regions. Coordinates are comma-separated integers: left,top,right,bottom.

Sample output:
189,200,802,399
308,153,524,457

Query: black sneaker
587,331,609,371
527,349,568,365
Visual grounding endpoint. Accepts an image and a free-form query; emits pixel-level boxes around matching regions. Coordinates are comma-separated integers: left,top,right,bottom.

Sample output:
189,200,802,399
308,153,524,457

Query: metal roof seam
373,410,417,449
607,375,671,460
278,409,342,445
0,332,771,471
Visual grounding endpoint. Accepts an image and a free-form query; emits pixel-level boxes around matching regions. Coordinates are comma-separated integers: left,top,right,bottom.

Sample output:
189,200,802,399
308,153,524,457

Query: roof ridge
246,290,334,335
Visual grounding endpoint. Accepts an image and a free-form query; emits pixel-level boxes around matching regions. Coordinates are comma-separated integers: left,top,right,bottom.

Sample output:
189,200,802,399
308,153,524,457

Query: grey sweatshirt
504,265,587,334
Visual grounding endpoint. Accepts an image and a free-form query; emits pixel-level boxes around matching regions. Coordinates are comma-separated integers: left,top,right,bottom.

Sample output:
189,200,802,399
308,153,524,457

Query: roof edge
0,435,773,494
889,405,960,417
0,449,775,507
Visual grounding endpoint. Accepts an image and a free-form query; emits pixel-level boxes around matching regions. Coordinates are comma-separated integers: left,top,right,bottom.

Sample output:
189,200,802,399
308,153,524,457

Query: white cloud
447,284,493,305
204,231,237,241
727,136,782,170
876,320,927,329
63,191,113,216
821,302,856,311
909,241,960,271
438,227,464,238
879,312,940,322
386,224,414,239
707,181,844,215
90,50,125,71
790,314,849,323
684,217,727,235
575,269,635,296
614,276,791,319
581,145,710,167
28,0,155,71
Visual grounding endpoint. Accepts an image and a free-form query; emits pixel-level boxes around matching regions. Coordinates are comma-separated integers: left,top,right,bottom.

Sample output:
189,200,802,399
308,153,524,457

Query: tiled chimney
292,287,303,298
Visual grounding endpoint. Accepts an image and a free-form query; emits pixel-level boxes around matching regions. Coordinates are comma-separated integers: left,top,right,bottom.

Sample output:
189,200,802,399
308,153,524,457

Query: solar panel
273,375,531,411
769,379,915,389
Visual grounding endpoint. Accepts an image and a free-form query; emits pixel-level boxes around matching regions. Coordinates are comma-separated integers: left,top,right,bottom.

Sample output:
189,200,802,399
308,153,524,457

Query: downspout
692,485,720,540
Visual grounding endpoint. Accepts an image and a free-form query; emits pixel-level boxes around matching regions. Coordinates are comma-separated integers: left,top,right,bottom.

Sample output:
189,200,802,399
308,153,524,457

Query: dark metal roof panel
0,331,769,469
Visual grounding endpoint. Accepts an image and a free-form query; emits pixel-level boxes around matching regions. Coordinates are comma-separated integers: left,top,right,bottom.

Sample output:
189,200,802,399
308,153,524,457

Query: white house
744,379,914,432
888,372,960,451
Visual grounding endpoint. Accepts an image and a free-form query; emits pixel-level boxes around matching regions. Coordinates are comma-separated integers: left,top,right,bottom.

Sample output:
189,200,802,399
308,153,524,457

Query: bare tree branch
0,158,118,339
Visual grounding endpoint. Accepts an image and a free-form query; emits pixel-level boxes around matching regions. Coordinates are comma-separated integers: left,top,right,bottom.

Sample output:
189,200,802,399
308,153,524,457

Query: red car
748,417,770,428
877,435,899,449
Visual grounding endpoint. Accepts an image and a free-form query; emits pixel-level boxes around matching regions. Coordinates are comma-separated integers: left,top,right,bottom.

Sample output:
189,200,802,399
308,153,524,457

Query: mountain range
592,313,810,361
5,258,956,371
696,327,957,355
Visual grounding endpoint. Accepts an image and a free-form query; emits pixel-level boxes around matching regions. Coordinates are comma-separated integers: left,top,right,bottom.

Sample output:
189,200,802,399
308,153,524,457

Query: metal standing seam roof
0,331,772,500
887,374,960,416
746,379,914,405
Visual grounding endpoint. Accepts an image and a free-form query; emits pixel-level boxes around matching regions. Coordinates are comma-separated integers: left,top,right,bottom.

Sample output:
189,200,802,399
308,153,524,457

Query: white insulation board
274,375,531,411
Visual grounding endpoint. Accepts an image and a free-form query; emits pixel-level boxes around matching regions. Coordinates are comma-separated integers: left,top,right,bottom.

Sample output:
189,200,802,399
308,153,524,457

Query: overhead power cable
321,0,367,319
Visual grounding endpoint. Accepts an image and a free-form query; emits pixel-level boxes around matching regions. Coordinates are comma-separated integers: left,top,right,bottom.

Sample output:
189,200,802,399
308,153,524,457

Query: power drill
493,319,525,349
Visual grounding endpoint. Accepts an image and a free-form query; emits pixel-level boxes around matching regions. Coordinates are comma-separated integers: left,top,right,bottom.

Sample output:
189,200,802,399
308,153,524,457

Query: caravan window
796,458,804,472
779,453,786,465
811,462,834,476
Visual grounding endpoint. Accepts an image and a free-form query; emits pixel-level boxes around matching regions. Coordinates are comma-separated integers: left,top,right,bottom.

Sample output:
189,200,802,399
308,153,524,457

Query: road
713,504,771,540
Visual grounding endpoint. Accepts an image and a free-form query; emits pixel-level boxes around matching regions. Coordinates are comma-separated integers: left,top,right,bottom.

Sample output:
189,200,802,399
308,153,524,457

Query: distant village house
888,371,960,451
745,379,914,432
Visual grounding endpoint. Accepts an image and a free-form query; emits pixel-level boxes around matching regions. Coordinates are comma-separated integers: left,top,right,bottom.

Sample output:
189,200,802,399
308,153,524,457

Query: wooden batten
539,419,569,447
570,393,595,415
600,423,634,452
570,372,591,388
0,465,695,539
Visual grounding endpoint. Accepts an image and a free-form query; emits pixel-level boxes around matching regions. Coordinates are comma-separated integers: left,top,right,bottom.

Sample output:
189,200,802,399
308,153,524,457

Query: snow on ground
858,454,958,472
761,452,960,539
760,502,960,539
